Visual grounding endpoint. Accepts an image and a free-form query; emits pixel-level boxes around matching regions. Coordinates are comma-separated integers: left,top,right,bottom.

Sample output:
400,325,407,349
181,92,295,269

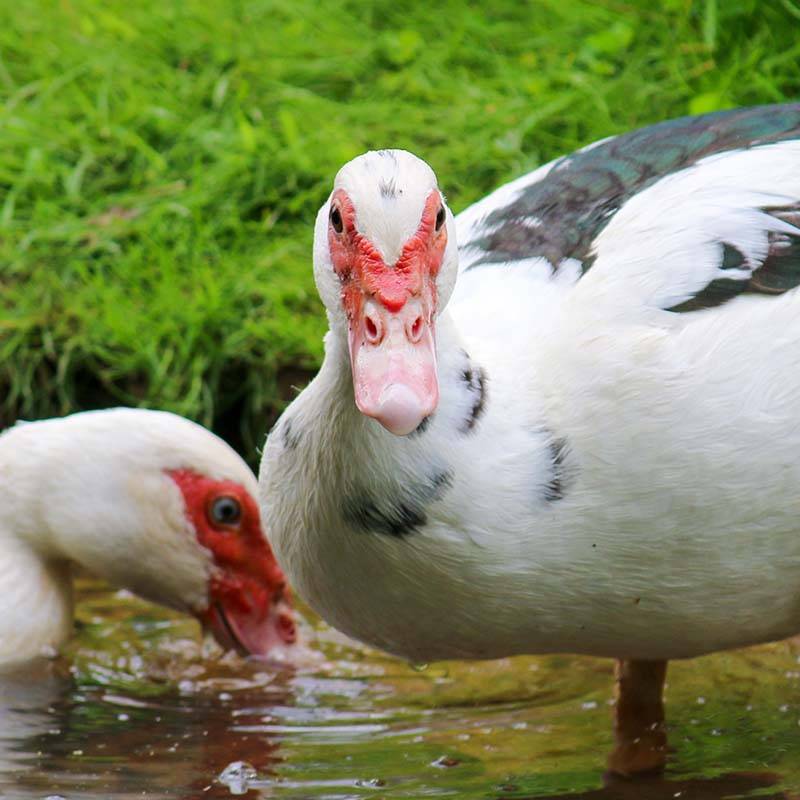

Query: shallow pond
2,579,800,799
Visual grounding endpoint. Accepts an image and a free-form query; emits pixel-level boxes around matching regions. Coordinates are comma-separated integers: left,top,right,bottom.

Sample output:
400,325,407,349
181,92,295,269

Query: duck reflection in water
0,659,292,799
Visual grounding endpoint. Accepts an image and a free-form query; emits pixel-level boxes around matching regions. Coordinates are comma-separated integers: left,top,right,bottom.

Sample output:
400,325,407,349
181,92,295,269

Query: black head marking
343,468,454,538
378,176,398,199
375,149,398,163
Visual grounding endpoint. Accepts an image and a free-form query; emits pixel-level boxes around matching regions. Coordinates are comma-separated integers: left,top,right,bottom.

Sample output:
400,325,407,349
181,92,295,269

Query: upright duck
259,104,800,774
1,408,295,667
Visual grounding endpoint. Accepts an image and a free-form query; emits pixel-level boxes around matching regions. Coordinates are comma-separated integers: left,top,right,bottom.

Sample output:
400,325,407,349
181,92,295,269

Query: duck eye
435,205,446,231
209,496,241,527
330,206,343,234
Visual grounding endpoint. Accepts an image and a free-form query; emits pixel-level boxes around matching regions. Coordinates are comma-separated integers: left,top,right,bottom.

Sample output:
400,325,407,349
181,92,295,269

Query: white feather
579,141,800,309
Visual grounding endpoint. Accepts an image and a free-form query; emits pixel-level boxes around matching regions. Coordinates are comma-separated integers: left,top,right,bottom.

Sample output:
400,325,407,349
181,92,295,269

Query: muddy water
2,580,800,799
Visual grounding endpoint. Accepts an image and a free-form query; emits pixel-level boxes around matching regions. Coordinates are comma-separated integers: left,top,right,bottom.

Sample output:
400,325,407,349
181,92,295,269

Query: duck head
7,409,296,660
313,150,458,435
167,467,296,658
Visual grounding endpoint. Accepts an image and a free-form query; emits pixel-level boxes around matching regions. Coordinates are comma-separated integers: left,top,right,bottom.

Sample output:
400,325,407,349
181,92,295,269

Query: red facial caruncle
168,469,296,658
328,188,448,435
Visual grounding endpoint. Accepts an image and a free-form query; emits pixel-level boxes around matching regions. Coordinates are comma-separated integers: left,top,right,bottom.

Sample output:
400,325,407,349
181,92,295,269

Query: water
2,579,800,799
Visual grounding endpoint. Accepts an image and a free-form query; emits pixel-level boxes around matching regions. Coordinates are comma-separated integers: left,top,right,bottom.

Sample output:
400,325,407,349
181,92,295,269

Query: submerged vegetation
1,0,799,459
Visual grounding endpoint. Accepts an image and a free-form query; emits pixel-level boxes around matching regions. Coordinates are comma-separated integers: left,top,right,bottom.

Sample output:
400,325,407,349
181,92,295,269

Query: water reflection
0,664,72,779
0,580,799,799
519,771,790,800
1,667,288,798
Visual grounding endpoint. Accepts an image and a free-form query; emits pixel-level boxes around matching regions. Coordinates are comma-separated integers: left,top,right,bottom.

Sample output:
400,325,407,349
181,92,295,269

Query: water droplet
411,662,429,672
218,761,257,795
696,696,706,705
117,713,129,722
219,692,233,701
581,701,598,710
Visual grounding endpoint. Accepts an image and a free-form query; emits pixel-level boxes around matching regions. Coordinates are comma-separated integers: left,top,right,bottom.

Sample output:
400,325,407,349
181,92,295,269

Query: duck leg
607,658,668,777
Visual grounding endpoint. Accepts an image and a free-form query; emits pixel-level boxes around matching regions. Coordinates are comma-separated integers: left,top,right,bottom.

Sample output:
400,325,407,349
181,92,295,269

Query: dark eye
209,496,241,527
435,205,446,231
330,206,343,234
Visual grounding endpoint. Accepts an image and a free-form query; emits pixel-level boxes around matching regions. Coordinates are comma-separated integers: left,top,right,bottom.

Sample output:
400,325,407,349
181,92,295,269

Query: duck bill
200,577,297,659
349,298,439,436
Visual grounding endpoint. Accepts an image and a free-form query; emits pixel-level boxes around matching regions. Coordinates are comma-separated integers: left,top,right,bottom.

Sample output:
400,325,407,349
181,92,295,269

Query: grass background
1,0,799,462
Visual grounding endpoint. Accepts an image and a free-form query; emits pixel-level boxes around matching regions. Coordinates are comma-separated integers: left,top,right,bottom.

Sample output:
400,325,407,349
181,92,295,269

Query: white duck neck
0,530,74,667
302,305,496,509
0,439,77,666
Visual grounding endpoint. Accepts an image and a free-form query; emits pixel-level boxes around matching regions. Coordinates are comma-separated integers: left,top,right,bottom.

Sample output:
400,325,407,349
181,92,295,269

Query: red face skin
168,469,296,658
329,188,448,435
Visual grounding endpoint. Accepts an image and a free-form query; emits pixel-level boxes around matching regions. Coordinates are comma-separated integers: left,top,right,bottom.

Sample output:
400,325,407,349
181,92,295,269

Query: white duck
259,104,800,774
0,408,296,668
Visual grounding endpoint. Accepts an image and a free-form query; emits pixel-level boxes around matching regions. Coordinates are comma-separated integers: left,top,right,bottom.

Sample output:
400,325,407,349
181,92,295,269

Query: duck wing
457,104,800,312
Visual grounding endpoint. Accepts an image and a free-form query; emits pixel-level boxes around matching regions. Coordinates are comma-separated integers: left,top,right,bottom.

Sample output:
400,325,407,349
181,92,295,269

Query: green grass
1,0,799,460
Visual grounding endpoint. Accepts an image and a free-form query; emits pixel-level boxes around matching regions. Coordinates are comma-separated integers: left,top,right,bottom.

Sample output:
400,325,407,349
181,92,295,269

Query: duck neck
0,528,74,667
0,434,78,667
